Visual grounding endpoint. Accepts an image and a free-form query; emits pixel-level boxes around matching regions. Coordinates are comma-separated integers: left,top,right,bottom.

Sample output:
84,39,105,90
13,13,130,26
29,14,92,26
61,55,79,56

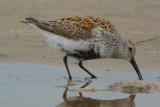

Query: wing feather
22,16,117,40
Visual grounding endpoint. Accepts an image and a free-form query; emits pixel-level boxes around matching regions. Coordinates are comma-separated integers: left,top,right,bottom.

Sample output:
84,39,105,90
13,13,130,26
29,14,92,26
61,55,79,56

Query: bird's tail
21,17,54,33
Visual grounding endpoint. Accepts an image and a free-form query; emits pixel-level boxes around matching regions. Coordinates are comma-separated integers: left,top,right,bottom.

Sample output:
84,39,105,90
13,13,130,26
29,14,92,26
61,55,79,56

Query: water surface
0,64,160,107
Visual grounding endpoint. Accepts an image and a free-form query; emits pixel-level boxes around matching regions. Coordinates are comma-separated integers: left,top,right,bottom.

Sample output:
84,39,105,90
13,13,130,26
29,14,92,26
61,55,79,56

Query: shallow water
0,64,160,107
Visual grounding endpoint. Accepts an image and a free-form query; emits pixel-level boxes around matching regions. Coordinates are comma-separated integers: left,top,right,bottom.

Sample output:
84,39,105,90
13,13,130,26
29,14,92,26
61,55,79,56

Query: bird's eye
129,47,132,52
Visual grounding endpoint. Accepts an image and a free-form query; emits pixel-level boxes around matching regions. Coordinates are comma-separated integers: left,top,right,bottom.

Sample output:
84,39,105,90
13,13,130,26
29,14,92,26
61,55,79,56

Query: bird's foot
91,75,97,79
68,76,72,80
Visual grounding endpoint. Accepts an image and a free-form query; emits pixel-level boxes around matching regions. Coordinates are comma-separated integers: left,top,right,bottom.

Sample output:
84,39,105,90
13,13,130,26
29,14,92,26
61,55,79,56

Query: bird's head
120,39,143,80
122,39,136,61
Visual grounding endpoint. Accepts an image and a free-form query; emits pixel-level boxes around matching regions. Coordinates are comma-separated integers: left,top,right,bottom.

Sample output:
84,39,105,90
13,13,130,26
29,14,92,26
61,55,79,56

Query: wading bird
21,16,143,80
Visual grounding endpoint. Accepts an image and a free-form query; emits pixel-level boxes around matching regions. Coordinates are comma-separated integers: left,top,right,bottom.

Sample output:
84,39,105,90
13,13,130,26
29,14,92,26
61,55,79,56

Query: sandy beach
0,0,160,72
0,0,160,107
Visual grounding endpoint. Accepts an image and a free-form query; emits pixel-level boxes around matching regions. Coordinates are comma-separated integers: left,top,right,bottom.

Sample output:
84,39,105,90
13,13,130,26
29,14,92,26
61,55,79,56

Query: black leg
78,60,97,79
63,55,72,80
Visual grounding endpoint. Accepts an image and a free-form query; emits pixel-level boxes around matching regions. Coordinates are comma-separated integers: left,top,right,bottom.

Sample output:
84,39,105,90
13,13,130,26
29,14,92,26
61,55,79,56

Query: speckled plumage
22,16,143,80
47,16,116,39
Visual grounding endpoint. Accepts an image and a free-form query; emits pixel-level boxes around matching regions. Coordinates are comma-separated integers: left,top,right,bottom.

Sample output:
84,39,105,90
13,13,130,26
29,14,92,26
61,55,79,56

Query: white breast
30,24,91,54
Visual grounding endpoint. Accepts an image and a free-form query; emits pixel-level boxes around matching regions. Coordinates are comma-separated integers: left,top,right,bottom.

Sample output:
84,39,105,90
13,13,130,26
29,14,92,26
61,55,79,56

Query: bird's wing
22,16,117,40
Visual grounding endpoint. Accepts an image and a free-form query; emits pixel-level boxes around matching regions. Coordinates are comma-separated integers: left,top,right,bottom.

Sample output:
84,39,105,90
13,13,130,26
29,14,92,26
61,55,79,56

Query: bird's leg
78,60,97,79
63,55,72,80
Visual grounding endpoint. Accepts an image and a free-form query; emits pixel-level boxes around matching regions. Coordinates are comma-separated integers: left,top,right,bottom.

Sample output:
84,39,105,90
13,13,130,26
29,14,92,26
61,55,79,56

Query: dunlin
21,16,143,80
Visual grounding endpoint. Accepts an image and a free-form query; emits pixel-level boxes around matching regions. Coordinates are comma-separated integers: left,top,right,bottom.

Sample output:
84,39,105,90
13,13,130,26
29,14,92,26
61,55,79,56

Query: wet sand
0,0,160,107
0,64,160,107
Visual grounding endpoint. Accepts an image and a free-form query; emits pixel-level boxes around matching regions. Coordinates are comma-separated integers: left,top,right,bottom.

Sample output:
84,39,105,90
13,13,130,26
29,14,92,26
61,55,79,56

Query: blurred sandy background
0,0,160,71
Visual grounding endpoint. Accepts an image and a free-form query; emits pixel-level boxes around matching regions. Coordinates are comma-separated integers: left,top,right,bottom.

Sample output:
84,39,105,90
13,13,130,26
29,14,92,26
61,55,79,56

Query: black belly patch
68,49,100,60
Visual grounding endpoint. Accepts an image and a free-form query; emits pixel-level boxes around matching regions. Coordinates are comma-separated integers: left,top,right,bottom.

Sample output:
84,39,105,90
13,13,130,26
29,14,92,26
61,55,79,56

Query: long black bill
130,58,143,80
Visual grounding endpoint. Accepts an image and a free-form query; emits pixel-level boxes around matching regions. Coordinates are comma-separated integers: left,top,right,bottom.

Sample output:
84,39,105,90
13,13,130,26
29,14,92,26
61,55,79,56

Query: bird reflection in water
56,81,136,107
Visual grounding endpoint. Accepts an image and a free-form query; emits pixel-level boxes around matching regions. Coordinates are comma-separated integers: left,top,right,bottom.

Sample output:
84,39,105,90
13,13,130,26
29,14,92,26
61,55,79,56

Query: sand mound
109,80,160,94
